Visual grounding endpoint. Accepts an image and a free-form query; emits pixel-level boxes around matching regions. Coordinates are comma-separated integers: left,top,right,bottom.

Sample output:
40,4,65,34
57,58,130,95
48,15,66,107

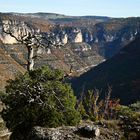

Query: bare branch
2,20,63,71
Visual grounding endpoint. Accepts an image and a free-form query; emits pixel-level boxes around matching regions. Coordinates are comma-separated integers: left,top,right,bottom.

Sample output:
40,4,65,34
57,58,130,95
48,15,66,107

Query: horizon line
0,11,140,19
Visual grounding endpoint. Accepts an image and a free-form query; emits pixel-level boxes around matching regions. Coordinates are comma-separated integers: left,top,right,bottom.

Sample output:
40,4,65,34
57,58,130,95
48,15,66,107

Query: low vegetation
77,88,140,140
0,66,140,140
1,66,80,139
77,87,120,121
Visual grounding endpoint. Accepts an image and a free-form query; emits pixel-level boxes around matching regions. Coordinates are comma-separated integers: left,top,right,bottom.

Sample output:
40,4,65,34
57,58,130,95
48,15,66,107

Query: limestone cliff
0,13,140,91
0,20,37,44
0,17,104,90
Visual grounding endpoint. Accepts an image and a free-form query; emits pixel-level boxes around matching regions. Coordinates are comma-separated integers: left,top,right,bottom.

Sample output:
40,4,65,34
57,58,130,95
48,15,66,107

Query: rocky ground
0,112,140,140
8,120,125,140
26,122,123,140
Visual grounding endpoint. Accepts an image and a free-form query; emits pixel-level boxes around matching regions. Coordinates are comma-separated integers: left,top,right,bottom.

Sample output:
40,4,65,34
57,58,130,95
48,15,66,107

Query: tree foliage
1,66,80,132
118,104,140,140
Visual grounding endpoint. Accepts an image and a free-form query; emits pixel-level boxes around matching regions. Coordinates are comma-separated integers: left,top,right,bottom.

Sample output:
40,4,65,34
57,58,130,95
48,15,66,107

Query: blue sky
0,0,140,17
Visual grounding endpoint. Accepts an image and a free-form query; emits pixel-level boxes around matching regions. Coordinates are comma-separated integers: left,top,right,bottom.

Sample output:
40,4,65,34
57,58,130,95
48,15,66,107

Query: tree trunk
27,46,34,71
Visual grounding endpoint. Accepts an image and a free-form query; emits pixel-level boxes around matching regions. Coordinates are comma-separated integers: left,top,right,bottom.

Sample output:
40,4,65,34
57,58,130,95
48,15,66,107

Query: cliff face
50,18,140,58
1,16,140,56
0,16,104,90
0,13,140,91
0,21,16,44
0,20,37,44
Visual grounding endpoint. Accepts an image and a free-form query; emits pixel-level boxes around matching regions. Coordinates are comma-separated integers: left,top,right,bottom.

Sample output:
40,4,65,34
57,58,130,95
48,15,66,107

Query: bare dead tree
92,89,100,119
104,86,112,119
2,20,56,71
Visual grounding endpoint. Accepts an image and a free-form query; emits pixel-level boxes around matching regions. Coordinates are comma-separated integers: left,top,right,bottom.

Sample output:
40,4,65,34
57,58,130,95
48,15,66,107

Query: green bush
119,105,140,122
119,104,140,140
130,101,140,111
119,105,133,117
1,66,81,132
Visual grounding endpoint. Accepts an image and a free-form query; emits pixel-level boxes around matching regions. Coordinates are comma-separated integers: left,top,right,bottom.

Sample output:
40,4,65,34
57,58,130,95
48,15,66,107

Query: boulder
26,125,100,140
76,125,100,138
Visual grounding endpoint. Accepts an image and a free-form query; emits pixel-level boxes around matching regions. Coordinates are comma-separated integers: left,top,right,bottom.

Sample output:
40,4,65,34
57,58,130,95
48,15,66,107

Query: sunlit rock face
61,33,68,44
70,29,83,43
52,28,83,44
1,19,139,49
0,20,36,44
1,18,140,59
0,34,17,44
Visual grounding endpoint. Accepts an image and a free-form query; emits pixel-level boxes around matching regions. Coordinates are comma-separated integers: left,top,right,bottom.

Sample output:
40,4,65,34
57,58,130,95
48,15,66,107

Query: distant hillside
0,13,51,32
1,13,140,58
92,17,140,57
72,38,140,105
0,13,140,91
0,13,107,90
12,12,110,26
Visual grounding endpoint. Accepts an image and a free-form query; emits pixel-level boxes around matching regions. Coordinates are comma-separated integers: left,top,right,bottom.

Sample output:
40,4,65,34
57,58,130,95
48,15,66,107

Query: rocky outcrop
51,27,83,44
51,18,140,58
61,33,68,44
0,14,140,90
0,19,103,76
27,125,100,140
70,28,83,43
1,17,140,59
10,125,99,140
0,33,17,44
0,20,37,44
10,122,124,140
0,20,82,45
0,18,103,91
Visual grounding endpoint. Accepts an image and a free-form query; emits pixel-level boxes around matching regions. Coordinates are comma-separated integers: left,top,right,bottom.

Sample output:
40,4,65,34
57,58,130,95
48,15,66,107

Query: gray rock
76,125,100,138
26,125,101,140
